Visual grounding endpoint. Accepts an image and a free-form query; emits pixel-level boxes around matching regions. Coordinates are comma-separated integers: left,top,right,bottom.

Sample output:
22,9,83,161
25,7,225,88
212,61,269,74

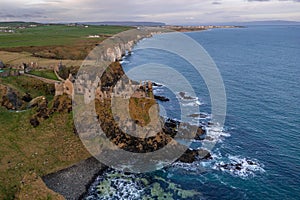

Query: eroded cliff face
89,29,166,63
74,61,209,164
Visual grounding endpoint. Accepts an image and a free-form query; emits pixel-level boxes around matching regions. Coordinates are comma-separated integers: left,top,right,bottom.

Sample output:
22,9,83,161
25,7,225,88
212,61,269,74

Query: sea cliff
43,28,212,199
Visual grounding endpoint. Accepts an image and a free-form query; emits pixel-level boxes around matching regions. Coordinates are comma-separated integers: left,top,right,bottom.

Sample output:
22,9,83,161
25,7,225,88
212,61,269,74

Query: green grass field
0,23,132,60
28,70,59,81
0,107,90,199
0,23,132,48
0,75,90,199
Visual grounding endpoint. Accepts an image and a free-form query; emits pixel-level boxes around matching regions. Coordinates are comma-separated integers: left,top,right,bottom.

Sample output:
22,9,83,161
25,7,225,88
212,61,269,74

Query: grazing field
0,23,132,47
0,23,132,60
0,51,83,68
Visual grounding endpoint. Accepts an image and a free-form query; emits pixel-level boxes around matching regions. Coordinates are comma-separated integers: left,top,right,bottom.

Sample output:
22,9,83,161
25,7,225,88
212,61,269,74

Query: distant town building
88,35,100,38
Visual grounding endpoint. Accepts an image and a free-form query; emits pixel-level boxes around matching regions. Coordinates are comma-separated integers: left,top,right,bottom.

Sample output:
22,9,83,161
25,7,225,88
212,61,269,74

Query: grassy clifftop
0,23,133,199
0,106,90,199
0,75,91,199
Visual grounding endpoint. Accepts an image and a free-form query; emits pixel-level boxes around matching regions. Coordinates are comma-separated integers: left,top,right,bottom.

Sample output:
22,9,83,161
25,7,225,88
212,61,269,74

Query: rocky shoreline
43,157,107,200
40,26,244,199
43,89,211,200
41,28,215,199
1,28,219,199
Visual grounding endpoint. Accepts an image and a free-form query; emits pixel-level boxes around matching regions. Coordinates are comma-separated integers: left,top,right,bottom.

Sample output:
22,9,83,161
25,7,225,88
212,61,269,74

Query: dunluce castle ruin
54,28,163,102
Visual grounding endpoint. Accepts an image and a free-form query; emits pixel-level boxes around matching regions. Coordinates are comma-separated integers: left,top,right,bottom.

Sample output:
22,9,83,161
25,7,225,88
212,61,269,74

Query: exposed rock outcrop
177,149,212,163
0,84,25,110
30,94,72,127
90,28,167,63
73,62,209,163
154,95,170,102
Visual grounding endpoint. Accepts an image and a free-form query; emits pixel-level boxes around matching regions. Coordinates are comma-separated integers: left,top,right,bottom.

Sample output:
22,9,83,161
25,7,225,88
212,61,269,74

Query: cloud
279,0,300,2
247,0,270,2
247,0,300,2
212,1,222,5
0,0,299,24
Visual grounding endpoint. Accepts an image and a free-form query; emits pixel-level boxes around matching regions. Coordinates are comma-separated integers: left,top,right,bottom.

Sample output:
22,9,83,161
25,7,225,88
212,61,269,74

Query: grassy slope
28,70,59,81
0,23,131,199
0,107,90,199
0,76,90,199
0,76,55,100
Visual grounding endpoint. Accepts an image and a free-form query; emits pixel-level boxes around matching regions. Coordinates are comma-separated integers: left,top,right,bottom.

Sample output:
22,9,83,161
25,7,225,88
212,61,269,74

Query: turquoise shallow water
86,26,300,199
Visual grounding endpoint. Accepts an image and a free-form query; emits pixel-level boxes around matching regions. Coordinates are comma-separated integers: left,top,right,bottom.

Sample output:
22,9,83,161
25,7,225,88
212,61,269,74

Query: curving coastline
42,27,211,199
42,29,166,199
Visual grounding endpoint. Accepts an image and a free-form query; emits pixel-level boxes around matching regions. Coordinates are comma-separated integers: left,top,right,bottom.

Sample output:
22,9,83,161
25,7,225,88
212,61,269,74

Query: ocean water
86,26,300,199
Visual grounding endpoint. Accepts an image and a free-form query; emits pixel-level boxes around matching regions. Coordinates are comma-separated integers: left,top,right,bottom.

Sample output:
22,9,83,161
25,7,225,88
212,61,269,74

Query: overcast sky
0,0,299,24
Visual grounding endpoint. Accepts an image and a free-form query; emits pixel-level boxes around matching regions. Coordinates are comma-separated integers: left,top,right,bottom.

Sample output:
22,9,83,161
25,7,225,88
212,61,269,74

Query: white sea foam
86,171,145,200
119,60,129,65
171,161,208,174
182,101,202,107
153,88,164,93
213,155,265,178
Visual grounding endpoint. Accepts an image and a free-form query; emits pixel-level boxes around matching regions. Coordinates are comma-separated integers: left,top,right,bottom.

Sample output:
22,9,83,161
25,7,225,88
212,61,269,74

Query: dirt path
23,73,61,84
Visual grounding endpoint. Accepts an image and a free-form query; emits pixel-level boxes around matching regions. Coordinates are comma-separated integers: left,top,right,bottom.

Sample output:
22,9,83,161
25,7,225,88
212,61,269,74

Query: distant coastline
164,25,244,32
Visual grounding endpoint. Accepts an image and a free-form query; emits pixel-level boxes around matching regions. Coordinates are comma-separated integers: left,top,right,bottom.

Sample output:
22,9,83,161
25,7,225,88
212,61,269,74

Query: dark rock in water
163,122,176,138
154,95,169,102
152,82,163,87
197,149,213,160
194,127,206,140
188,113,208,119
216,160,258,172
208,121,215,126
218,163,243,171
164,118,206,141
235,163,242,170
30,117,40,128
247,160,256,165
165,118,179,129
177,149,212,163
178,92,195,100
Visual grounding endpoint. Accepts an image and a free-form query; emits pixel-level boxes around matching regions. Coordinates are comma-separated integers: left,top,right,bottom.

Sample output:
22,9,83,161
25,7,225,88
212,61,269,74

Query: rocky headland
0,28,219,199
40,28,216,199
